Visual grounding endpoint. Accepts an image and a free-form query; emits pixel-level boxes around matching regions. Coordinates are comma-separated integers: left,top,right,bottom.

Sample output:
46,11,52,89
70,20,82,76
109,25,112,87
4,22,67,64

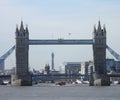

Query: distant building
0,67,15,75
106,59,115,72
59,63,66,74
80,62,90,75
64,62,81,75
114,61,120,72
50,70,60,74
62,59,120,76
106,59,120,72
44,64,50,74
87,61,94,74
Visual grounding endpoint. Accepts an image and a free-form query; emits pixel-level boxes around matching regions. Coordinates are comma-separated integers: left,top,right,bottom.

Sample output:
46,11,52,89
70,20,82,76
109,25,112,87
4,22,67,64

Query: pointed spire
93,25,96,33
97,20,101,31
25,24,29,34
20,20,24,32
15,24,19,33
103,24,106,33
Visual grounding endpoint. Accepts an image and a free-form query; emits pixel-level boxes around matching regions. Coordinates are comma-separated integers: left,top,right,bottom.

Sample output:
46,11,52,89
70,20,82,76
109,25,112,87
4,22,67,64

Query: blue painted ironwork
29,39,93,45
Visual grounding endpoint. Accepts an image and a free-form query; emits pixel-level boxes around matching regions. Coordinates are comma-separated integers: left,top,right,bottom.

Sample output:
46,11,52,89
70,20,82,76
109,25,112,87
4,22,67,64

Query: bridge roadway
0,74,82,82
32,74,82,81
0,74,120,82
29,39,93,45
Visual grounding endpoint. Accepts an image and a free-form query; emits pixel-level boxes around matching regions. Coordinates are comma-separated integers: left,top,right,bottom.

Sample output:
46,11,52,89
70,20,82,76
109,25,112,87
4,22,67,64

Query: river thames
0,84,120,100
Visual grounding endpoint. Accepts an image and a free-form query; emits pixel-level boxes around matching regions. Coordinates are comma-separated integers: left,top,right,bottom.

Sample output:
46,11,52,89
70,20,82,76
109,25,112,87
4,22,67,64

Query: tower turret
103,25,106,34
15,25,19,37
92,21,110,86
25,25,29,34
12,21,32,86
20,21,24,32
97,20,102,32
93,25,96,33
16,21,29,75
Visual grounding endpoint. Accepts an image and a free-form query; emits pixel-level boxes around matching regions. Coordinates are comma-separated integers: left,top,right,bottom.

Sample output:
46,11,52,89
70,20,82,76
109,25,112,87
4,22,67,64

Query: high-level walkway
29,39,93,45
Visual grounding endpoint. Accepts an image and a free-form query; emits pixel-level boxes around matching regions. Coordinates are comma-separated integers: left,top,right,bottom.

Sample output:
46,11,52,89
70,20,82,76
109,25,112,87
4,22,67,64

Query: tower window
101,30,104,36
17,32,19,36
21,39,22,44
23,32,25,36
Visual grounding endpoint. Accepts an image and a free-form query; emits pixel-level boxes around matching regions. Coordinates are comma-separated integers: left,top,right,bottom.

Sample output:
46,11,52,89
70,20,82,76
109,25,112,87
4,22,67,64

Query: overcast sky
0,0,120,70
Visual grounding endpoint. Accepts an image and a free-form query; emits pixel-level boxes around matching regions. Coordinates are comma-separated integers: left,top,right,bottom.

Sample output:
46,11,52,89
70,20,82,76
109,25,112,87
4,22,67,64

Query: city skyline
0,0,120,70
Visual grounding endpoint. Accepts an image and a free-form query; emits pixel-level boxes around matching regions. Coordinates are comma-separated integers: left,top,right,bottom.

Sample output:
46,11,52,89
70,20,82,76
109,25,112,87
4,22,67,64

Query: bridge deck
29,39,93,45
0,74,120,82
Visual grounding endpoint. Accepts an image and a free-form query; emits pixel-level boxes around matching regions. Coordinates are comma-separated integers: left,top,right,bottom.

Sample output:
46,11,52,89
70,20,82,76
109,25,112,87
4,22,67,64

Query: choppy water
0,84,120,100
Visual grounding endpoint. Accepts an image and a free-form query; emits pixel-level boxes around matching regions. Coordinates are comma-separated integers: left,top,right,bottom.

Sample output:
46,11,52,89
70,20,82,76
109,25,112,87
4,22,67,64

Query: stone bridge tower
11,21,32,86
92,21,110,86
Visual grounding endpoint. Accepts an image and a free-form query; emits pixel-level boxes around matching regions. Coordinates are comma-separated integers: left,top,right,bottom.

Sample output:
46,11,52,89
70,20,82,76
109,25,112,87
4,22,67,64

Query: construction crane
106,45,120,61
0,45,15,70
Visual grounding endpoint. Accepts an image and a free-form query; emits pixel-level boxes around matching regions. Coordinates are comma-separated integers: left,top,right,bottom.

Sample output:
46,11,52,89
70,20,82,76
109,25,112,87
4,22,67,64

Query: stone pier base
89,73,110,86
93,73,110,86
11,74,32,86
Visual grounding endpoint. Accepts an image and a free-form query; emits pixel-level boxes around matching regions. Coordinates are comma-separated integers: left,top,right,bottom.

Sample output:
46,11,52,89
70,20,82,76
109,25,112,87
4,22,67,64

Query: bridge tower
92,21,110,86
11,21,32,86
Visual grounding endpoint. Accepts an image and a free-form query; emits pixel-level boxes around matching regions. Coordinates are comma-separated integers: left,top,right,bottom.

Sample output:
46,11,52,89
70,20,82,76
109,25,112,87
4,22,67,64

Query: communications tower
51,52,55,71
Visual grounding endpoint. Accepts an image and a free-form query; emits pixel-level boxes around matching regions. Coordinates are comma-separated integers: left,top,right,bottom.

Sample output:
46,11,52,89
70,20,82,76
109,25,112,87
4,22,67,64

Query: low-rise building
106,59,120,73
64,62,81,75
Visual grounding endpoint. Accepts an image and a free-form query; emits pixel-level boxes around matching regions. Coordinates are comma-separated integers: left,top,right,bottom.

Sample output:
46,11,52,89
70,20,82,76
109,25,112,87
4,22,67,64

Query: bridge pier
93,73,110,86
89,66,110,86
11,74,32,86
89,73,110,86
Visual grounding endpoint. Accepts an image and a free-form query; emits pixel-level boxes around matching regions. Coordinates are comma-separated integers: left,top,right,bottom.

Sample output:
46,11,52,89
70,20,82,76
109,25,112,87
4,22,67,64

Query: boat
55,81,66,86
1,80,10,85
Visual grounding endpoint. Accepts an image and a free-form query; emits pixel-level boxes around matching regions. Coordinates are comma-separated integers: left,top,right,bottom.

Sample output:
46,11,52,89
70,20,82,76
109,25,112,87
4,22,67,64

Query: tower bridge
1,21,120,86
12,20,110,86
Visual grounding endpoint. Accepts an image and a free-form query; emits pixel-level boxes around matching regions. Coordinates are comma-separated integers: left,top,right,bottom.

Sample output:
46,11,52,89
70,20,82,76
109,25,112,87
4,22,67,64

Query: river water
0,84,120,100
